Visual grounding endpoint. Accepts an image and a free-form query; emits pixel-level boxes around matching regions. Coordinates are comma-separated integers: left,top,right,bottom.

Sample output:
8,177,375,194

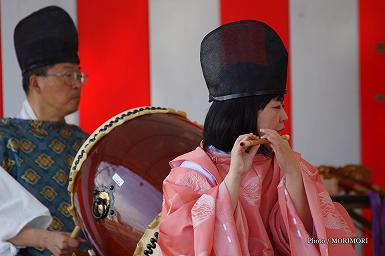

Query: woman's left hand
260,128,300,175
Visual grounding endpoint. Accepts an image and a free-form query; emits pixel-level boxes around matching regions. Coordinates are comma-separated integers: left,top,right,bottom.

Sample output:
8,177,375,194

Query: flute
240,134,290,147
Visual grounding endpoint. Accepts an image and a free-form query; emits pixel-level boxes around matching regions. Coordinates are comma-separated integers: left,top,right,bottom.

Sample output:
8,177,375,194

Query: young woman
158,20,356,256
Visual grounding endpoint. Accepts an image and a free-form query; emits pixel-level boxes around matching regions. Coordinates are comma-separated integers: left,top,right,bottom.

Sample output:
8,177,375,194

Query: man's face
36,63,83,117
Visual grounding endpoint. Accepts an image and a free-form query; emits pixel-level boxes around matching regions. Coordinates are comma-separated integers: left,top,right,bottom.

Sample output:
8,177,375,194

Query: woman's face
257,98,288,133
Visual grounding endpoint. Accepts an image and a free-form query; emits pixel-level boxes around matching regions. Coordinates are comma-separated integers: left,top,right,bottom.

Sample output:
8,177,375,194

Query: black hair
203,94,284,155
22,65,52,94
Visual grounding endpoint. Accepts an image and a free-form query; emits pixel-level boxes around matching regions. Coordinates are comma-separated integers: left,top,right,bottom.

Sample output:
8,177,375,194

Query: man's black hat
14,6,79,74
200,20,288,102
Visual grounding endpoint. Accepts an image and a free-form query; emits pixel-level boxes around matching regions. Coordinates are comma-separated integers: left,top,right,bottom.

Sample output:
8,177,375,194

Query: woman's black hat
200,20,288,102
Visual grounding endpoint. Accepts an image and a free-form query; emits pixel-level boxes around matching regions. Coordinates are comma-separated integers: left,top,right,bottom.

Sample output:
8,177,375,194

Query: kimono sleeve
158,166,243,256
276,157,356,256
0,167,52,256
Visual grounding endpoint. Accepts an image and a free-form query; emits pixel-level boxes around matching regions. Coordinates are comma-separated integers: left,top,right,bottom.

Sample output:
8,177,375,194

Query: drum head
68,107,202,255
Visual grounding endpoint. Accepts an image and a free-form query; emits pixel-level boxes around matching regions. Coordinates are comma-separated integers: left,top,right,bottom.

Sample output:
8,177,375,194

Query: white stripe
180,161,217,185
0,0,79,125
290,0,360,165
149,0,220,125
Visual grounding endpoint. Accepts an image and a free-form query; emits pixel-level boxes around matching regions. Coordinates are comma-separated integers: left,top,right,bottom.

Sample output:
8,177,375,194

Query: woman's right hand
44,231,83,256
229,133,260,178
224,133,260,212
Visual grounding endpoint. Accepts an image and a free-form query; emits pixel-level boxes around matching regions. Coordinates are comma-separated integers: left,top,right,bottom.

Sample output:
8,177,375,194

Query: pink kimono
158,146,356,256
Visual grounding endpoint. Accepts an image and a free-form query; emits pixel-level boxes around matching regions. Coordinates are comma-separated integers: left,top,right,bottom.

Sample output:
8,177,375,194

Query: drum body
68,107,202,255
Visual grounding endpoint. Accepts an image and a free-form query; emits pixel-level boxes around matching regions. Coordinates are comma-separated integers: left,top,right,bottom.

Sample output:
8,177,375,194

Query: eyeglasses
44,71,88,85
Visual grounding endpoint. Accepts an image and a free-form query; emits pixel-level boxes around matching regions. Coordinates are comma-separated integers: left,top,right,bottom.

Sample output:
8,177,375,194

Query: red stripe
359,1,385,254
0,5,3,118
359,0,385,188
220,0,291,137
77,0,151,133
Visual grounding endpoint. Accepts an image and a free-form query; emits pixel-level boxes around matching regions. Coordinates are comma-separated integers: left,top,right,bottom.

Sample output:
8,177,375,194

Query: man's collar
17,99,38,120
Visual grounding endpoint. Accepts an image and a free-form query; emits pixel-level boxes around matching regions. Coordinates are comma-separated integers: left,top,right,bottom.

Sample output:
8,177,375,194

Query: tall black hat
200,20,288,102
14,6,79,74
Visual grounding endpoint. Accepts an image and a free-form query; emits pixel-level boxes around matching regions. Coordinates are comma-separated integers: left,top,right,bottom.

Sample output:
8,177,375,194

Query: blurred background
1,0,384,255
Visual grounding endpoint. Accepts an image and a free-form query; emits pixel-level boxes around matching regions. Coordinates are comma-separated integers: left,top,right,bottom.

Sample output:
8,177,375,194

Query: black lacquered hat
200,20,288,102
14,6,79,74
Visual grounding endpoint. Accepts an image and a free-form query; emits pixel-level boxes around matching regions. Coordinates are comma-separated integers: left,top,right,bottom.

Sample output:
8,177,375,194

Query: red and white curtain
1,1,384,203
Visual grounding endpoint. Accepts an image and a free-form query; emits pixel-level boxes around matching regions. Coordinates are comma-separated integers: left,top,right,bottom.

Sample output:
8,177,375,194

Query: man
0,6,88,256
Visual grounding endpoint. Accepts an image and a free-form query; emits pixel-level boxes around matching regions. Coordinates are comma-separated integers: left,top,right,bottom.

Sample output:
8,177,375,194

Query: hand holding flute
240,134,290,147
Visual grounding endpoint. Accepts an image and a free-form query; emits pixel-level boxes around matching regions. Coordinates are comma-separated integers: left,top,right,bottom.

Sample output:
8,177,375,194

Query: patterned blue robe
0,118,88,256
